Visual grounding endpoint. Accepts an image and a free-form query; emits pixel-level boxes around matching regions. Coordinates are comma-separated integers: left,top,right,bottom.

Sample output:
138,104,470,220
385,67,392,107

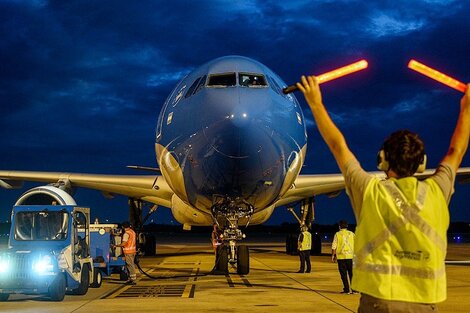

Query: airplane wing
2,167,470,216
275,167,470,208
274,173,347,207
0,170,174,208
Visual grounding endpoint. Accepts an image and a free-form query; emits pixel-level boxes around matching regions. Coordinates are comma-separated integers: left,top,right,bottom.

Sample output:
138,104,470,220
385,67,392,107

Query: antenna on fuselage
126,165,161,173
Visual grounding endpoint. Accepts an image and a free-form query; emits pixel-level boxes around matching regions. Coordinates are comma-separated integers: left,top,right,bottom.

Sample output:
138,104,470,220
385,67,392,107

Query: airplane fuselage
156,56,307,225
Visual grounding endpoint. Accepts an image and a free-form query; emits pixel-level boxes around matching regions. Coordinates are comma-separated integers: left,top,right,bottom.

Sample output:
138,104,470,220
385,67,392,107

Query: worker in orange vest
115,221,137,285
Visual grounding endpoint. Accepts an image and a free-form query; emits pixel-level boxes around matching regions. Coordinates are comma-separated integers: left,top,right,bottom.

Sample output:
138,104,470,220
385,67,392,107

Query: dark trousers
298,250,311,272
337,258,353,292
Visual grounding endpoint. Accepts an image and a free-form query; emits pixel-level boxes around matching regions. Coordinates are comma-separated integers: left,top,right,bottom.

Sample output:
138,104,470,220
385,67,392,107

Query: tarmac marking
225,274,235,287
103,268,154,299
161,261,201,265
116,284,186,298
104,284,136,299
105,265,201,299
251,255,355,312
225,274,253,288
181,267,199,298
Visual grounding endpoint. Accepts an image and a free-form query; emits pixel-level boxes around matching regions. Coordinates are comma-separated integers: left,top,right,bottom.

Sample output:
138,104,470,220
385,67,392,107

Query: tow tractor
0,186,101,301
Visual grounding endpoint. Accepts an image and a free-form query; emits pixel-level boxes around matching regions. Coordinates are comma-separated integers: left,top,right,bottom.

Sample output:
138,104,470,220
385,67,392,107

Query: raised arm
297,75,356,173
441,84,470,172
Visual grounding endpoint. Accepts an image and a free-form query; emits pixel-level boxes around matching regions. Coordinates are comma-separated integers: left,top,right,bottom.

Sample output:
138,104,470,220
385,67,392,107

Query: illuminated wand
408,59,467,93
283,59,368,94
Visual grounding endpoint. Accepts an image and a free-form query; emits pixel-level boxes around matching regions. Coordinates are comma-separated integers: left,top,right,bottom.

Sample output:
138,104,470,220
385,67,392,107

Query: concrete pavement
1,240,469,312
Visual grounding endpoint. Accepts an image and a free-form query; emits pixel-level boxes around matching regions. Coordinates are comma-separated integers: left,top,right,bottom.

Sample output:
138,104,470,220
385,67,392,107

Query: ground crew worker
114,221,137,285
332,220,355,294
297,75,470,312
297,225,311,273
211,223,223,251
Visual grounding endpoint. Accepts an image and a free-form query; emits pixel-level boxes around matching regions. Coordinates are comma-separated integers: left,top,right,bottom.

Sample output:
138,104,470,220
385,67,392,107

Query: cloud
364,0,462,38
390,92,437,113
0,0,469,224
367,13,425,38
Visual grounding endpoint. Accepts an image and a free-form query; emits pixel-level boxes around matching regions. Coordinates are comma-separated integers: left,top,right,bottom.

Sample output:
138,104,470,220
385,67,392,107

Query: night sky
1,1,470,226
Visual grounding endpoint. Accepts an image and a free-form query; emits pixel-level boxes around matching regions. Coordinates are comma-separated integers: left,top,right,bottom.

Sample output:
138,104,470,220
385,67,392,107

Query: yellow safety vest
298,231,312,251
352,177,449,304
335,229,355,260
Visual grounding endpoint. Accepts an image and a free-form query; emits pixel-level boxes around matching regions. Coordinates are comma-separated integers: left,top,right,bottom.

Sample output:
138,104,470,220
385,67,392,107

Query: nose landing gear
211,197,253,275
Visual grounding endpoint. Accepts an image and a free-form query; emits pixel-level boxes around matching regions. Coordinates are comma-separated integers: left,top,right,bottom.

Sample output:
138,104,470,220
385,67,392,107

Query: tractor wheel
71,265,90,295
90,268,103,288
49,273,66,301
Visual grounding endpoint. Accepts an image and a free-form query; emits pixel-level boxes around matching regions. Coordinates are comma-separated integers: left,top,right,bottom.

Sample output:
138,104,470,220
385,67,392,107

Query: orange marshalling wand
283,59,368,94
408,59,467,93
317,59,368,83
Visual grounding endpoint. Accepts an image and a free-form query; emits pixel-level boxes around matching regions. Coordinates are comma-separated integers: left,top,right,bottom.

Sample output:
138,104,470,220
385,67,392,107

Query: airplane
1,55,469,275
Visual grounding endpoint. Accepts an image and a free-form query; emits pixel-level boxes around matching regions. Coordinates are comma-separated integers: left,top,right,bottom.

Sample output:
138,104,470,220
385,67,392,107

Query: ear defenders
376,149,427,173
376,150,389,171
417,155,427,173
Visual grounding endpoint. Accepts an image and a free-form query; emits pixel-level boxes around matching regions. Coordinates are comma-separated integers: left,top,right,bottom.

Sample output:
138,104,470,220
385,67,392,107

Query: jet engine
14,186,77,206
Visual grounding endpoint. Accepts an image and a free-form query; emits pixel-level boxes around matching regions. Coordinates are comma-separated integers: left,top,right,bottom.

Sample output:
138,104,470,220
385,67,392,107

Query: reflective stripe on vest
355,181,446,268
123,229,136,254
299,231,312,251
352,177,449,303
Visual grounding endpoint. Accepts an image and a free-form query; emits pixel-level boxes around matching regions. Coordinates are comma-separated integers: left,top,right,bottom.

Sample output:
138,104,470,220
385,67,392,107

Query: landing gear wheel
71,265,90,295
90,268,102,288
214,245,228,275
49,273,66,301
237,245,249,275
0,293,9,301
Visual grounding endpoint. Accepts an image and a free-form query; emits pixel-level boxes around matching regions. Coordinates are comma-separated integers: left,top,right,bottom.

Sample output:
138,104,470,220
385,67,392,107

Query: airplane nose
177,89,304,206
196,115,277,202
203,109,262,159
200,91,274,159
226,110,250,129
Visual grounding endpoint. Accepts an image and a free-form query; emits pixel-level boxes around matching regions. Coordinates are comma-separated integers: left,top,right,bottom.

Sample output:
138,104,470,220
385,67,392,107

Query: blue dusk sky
1,0,470,225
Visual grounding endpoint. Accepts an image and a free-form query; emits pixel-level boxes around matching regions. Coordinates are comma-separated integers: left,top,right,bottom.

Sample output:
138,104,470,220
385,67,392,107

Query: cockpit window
185,77,202,98
194,75,206,93
207,73,236,87
185,75,207,98
239,73,267,87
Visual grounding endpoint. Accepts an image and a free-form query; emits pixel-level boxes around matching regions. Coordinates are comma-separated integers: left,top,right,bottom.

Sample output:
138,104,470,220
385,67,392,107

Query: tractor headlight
32,254,54,275
0,255,10,274
57,253,67,269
